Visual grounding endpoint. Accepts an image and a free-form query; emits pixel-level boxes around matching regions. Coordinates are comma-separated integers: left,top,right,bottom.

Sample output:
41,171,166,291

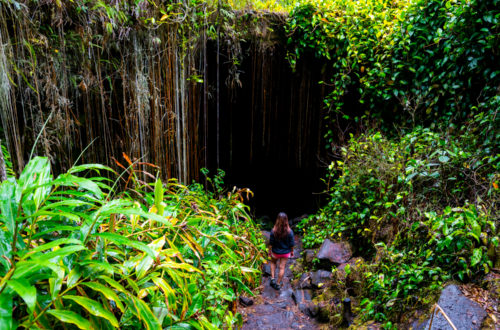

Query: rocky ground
237,225,498,329
238,234,321,330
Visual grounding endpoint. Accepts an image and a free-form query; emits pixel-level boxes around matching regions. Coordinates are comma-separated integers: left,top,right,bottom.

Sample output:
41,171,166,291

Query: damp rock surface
423,284,487,330
239,234,320,330
316,239,352,268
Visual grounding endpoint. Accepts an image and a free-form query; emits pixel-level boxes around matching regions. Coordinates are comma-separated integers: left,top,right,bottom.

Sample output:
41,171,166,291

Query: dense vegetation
0,0,499,328
291,0,499,327
0,157,264,329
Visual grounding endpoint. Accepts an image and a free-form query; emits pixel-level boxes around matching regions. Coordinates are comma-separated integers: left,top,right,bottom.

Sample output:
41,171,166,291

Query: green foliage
0,157,264,329
300,105,498,324
362,204,496,323
299,132,407,254
285,0,500,142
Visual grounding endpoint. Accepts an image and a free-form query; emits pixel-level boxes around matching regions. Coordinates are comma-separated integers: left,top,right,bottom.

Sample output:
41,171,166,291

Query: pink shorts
271,252,291,259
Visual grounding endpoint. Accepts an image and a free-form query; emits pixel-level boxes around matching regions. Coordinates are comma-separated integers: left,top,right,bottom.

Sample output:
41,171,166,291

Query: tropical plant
0,156,264,329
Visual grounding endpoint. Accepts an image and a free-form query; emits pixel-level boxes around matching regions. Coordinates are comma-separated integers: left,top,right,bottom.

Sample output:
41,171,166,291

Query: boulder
298,272,313,289
316,239,352,269
423,284,487,330
303,249,316,264
299,302,319,318
317,301,331,323
336,257,364,280
239,296,254,307
292,289,313,305
310,270,332,289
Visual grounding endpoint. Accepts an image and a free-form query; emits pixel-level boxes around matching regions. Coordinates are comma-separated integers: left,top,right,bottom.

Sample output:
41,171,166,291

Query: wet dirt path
239,234,320,330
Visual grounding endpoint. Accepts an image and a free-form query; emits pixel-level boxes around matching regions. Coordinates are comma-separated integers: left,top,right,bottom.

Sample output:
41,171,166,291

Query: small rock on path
239,234,320,330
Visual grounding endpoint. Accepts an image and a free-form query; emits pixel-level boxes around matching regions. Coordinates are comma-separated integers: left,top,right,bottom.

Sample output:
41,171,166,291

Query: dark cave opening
204,42,332,219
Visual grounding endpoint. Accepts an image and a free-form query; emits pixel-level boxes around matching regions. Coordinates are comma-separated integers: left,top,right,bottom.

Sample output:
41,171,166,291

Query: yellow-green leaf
47,310,93,330
63,295,119,327
81,282,124,312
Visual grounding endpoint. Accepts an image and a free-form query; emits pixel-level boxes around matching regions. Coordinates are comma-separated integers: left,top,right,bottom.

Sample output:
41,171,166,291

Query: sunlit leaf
7,279,36,313
47,310,93,330
81,282,125,312
63,295,119,327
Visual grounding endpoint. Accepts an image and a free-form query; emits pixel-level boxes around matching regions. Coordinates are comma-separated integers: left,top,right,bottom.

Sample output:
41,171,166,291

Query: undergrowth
298,100,499,326
0,157,265,329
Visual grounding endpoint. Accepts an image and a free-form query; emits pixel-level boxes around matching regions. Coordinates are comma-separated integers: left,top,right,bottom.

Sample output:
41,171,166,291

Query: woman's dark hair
272,212,290,240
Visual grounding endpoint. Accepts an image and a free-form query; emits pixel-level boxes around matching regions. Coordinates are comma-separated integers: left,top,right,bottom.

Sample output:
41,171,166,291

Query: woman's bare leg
270,256,277,280
277,258,287,285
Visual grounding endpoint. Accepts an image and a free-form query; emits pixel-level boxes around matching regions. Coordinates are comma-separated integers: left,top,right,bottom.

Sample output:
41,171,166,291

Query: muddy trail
239,234,321,330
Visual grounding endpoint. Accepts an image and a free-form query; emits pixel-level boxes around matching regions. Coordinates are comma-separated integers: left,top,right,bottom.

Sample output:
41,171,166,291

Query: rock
261,231,271,246
303,249,316,264
239,296,254,307
317,301,330,323
316,239,352,269
292,289,313,305
335,257,364,281
310,270,332,288
305,302,319,318
423,284,487,330
298,301,319,318
298,272,313,289
279,288,294,301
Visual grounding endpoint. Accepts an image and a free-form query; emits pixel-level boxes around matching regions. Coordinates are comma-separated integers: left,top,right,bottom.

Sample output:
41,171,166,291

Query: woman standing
268,212,294,290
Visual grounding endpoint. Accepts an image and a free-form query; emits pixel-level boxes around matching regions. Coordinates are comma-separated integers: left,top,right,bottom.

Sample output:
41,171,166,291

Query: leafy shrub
0,157,264,329
299,132,407,255
285,0,500,141
299,113,498,325
362,204,497,324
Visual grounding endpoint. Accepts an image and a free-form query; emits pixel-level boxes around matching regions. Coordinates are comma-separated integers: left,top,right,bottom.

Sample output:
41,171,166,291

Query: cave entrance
205,43,331,220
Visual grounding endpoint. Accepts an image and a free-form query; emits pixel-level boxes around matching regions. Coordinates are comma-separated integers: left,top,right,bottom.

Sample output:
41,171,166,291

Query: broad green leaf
0,180,18,233
12,260,64,280
47,310,93,330
229,276,255,297
470,248,482,267
98,276,127,294
94,232,155,259
67,268,82,289
81,282,124,312
22,238,82,259
63,295,118,327
18,157,52,208
136,236,165,280
126,277,140,294
129,295,161,330
7,279,36,313
0,291,13,330
438,155,450,163
186,293,203,318
53,173,103,199
32,245,86,262
157,261,202,273
154,178,164,215
152,307,169,326
32,225,79,239
49,267,65,299
152,277,177,310
69,163,115,175
77,260,115,276
0,230,12,271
